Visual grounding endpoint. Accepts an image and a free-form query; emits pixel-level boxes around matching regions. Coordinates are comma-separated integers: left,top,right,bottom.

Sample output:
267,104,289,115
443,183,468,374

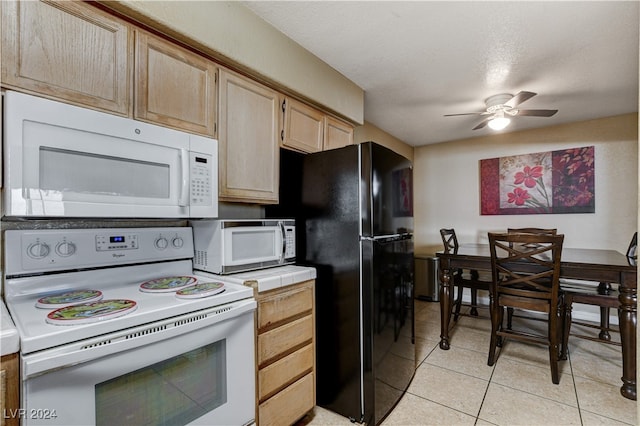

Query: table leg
439,266,452,350
618,271,637,400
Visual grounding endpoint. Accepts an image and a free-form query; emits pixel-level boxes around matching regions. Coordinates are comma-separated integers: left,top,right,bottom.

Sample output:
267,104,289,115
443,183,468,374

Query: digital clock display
110,236,125,243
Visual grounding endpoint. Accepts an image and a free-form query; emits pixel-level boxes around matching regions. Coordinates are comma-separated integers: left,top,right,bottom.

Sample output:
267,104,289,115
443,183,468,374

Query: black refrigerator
269,142,415,425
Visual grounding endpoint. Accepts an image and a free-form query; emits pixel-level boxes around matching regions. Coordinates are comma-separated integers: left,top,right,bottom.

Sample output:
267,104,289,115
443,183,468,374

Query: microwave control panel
190,153,212,206
284,226,296,259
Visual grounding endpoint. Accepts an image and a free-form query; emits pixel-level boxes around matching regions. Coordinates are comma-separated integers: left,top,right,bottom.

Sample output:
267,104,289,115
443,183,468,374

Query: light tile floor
298,300,638,425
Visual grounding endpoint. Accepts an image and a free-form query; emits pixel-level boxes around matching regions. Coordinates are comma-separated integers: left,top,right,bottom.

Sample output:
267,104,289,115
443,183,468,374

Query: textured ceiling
242,1,639,146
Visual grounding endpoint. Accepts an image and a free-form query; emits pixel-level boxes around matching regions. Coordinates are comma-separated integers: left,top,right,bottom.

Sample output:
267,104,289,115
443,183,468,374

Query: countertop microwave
3,91,218,218
191,219,296,274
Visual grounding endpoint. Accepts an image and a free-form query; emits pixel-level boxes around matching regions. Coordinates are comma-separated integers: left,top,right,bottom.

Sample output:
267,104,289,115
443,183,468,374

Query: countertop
215,265,317,293
1,299,19,356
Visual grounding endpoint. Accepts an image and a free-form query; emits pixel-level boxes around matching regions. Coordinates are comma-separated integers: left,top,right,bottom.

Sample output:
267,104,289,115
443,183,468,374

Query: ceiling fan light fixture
488,116,511,130
488,109,511,130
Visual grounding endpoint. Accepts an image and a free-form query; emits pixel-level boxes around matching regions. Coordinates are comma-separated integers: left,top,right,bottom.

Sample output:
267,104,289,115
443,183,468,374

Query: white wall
413,113,638,255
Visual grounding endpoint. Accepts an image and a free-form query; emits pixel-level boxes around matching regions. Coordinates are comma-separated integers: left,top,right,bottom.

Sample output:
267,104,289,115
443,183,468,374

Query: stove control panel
96,234,139,251
5,227,195,275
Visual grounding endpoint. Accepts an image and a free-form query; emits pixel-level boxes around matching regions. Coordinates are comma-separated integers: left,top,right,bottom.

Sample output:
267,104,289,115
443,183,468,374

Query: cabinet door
1,0,132,115
324,115,354,150
135,30,217,136
282,97,324,153
218,68,279,203
1,354,19,426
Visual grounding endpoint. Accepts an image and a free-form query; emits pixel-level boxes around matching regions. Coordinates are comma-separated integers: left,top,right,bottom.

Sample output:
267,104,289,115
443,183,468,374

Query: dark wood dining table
436,243,637,400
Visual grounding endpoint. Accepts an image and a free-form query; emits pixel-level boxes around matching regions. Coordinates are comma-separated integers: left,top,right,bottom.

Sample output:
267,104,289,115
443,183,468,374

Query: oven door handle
179,148,189,207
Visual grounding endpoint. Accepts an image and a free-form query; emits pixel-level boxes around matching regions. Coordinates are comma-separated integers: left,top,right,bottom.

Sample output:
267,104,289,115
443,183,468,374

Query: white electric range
4,227,256,426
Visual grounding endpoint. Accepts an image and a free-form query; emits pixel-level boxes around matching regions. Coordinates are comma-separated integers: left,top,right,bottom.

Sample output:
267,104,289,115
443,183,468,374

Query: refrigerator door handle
363,233,413,243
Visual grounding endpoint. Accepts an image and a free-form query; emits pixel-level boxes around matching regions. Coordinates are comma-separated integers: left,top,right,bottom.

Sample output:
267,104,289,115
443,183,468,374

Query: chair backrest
627,232,637,259
507,228,557,235
440,228,459,254
488,232,564,303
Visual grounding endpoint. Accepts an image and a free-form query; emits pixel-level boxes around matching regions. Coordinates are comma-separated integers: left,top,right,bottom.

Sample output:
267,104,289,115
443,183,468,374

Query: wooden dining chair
507,228,557,236
487,232,565,384
439,228,491,320
505,228,557,328
560,231,637,359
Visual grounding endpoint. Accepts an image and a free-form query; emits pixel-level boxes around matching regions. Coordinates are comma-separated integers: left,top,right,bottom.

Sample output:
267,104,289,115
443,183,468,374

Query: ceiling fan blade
516,109,558,117
472,118,491,130
444,112,483,117
505,91,537,108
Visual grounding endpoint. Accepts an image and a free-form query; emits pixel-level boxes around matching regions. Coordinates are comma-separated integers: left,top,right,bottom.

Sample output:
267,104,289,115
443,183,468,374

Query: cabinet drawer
258,373,314,426
258,284,312,329
259,343,314,401
258,315,313,366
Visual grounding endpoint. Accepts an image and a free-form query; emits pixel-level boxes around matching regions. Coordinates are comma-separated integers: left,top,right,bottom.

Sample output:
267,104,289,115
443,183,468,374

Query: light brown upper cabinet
218,68,280,204
324,115,354,151
282,96,354,153
135,30,217,137
282,97,324,153
1,0,132,116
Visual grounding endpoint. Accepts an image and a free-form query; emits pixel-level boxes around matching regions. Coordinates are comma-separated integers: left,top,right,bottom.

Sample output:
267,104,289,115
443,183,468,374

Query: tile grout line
474,353,497,426
566,346,585,425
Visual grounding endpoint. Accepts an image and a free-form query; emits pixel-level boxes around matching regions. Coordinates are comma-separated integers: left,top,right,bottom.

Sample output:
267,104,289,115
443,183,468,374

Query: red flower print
507,187,531,206
514,165,543,188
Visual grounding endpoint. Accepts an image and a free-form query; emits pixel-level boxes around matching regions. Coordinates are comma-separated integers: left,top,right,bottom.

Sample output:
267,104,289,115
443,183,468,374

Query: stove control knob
56,241,77,257
172,237,184,248
155,237,168,250
27,242,50,259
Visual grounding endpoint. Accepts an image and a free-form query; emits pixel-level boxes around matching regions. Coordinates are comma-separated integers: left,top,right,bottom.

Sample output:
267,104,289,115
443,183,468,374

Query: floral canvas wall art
480,146,595,215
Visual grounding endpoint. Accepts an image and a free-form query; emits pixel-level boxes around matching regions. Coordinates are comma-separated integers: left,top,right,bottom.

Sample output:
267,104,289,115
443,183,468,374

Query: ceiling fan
445,91,558,131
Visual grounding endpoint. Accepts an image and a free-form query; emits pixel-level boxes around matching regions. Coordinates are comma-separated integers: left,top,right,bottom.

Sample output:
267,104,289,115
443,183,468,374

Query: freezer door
360,142,414,237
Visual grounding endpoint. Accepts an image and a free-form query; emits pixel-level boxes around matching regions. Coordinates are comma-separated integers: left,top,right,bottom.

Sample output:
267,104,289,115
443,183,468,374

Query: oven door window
95,340,226,426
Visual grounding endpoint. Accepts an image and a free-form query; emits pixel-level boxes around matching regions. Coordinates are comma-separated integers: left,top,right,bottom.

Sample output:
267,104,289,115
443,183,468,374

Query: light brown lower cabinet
1,353,19,426
248,280,315,426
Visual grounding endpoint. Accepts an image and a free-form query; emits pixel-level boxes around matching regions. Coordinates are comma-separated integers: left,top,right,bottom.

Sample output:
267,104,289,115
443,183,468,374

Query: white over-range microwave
191,219,296,274
3,91,218,218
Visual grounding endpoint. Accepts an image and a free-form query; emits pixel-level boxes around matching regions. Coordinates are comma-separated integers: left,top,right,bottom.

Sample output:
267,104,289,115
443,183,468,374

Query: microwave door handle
279,221,286,262
179,148,189,207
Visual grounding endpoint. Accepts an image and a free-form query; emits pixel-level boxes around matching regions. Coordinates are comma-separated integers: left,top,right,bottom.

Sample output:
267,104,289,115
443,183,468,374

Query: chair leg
507,307,514,329
488,305,502,366
470,288,479,316
561,299,572,360
453,284,464,322
496,305,504,347
599,307,611,341
549,307,560,384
